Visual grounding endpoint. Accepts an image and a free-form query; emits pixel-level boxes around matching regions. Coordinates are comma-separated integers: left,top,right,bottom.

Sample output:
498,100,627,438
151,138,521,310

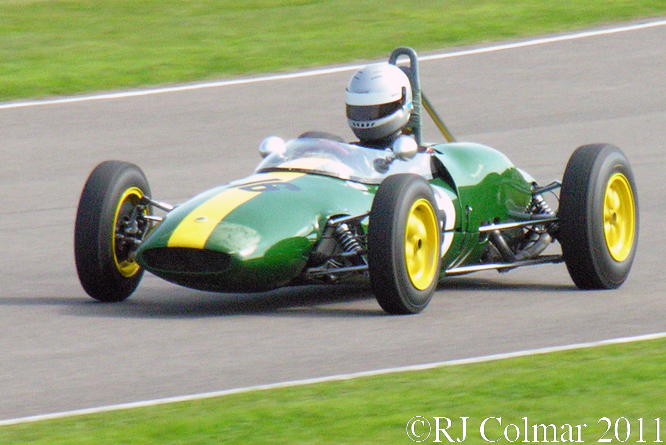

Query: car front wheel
74,161,152,302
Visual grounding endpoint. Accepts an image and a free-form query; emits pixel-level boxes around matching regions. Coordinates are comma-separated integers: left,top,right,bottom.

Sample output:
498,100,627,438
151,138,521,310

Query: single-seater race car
74,47,639,314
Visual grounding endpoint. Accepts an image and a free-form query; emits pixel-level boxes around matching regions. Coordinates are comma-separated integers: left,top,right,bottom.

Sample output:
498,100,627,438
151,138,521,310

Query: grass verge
2,0,666,101
1,337,665,444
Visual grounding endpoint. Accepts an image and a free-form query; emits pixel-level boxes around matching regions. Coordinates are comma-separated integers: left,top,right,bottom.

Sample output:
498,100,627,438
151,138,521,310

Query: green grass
1,338,665,444
3,2,666,442
2,0,666,101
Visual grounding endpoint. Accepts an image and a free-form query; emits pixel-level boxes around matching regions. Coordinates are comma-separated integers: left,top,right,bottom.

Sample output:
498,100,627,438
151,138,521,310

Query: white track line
2,19,666,427
1,19,665,111
1,331,665,426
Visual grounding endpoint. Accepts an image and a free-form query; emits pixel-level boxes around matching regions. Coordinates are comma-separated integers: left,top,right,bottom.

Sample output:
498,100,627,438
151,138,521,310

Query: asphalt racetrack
1,20,665,420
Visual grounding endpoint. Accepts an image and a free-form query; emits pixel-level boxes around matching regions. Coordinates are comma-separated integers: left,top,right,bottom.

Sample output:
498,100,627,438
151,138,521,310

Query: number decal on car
237,179,301,193
432,186,456,258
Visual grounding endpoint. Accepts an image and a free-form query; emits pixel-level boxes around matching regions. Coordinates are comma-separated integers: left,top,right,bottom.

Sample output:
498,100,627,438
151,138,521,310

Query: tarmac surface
1,20,665,420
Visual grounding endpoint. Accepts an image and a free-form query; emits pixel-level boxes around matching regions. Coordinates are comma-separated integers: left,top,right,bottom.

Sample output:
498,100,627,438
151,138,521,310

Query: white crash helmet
346,63,413,142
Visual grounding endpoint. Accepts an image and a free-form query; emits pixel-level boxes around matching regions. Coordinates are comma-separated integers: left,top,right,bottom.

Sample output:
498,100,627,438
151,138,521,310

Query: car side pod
558,143,639,289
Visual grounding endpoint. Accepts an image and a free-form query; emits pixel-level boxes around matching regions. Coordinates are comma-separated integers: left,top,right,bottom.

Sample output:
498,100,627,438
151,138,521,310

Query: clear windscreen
255,138,432,185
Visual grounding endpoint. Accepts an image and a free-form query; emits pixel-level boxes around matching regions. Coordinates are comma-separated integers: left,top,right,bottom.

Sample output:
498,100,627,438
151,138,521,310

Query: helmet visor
346,97,404,121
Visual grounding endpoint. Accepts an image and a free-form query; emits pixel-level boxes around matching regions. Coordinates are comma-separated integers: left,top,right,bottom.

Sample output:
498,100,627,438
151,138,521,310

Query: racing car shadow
438,277,575,293
61,274,575,319
60,282,383,319
4,275,576,319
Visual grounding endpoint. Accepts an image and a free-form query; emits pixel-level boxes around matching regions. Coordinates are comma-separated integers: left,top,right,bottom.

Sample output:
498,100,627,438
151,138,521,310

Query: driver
345,63,414,149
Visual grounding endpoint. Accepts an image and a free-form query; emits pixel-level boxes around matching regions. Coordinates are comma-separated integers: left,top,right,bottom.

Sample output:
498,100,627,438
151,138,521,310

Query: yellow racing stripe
167,172,304,249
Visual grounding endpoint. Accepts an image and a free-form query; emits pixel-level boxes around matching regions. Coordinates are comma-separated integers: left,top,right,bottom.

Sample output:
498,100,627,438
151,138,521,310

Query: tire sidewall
559,144,639,289
392,179,441,305
587,149,639,287
99,168,150,279
75,161,150,301
369,174,441,314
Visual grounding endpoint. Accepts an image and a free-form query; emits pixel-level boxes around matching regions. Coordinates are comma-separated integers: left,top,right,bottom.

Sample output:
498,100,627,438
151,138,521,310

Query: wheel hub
404,199,439,290
603,173,635,262
113,187,146,277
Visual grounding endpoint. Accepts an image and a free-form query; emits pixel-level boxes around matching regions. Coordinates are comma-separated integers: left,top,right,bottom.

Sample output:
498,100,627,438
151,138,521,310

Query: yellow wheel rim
112,187,144,277
404,198,440,290
603,173,635,262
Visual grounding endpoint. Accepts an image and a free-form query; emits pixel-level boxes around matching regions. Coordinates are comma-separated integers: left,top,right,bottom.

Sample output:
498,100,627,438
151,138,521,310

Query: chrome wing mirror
392,135,418,160
259,136,286,158
373,136,419,173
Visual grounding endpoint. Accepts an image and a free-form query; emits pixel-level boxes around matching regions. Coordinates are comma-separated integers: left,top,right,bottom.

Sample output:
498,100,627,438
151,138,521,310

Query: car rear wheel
558,144,638,289
74,161,152,302
368,174,442,314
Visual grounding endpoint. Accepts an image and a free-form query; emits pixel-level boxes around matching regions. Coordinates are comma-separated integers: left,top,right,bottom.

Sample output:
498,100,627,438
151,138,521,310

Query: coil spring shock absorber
532,193,554,217
532,192,557,235
513,192,556,260
334,223,362,253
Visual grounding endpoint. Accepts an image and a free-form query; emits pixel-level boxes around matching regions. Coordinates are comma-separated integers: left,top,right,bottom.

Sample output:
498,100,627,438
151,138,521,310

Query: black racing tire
74,161,151,302
298,131,345,143
368,174,442,314
559,144,639,289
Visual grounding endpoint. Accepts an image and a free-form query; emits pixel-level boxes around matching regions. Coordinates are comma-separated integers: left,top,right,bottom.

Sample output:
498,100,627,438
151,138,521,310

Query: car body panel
135,138,535,293
430,142,533,270
136,170,374,292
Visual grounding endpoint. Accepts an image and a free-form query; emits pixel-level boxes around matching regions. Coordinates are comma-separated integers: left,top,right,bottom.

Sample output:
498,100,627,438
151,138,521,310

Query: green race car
74,47,638,314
